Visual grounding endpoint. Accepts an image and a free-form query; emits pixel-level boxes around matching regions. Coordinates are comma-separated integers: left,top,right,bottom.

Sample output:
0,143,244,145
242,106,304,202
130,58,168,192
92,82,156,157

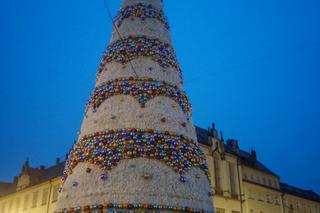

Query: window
8,200,13,212
229,163,237,196
23,194,29,210
268,179,272,186
288,204,294,213
216,208,225,213
32,191,38,208
52,185,59,202
275,196,280,205
243,172,248,179
250,174,254,181
42,188,49,205
248,189,255,199
266,194,271,203
15,198,21,212
214,157,221,192
256,176,261,183
258,192,264,201
262,177,266,185
1,202,6,213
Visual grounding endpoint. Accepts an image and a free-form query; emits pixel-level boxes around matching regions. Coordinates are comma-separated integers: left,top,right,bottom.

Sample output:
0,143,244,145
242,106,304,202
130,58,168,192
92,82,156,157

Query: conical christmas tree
56,0,214,212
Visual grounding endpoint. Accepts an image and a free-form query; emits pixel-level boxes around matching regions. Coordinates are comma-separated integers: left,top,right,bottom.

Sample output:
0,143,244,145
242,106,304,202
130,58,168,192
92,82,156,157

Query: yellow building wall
242,166,279,190
201,144,320,213
0,178,60,213
202,145,243,213
283,193,320,213
243,181,283,213
214,196,242,213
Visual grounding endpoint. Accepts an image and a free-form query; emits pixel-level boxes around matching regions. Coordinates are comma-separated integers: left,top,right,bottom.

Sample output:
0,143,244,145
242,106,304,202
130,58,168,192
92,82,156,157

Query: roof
0,182,16,197
0,161,65,196
40,162,65,181
195,126,278,176
195,126,210,145
27,161,65,186
236,150,278,177
281,182,320,202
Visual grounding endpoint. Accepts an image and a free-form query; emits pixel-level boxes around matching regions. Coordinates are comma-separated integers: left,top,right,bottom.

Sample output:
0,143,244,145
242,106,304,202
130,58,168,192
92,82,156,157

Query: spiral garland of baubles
85,77,192,116
114,3,170,29
55,203,210,213
61,128,209,186
97,35,182,79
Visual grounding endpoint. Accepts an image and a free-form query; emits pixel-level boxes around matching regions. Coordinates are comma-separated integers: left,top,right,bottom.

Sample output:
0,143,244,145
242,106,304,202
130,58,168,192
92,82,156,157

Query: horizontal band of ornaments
56,203,211,213
114,3,169,29
86,77,192,116
61,128,209,185
97,35,182,78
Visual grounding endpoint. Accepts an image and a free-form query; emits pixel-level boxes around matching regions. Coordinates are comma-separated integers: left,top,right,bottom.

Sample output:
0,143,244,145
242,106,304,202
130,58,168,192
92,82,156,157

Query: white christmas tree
56,0,214,212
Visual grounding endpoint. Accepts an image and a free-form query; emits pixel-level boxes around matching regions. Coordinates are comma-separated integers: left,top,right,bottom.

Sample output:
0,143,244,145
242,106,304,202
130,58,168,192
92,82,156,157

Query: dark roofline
195,126,211,146
0,182,14,185
244,179,281,192
0,161,65,197
195,125,278,177
280,182,320,203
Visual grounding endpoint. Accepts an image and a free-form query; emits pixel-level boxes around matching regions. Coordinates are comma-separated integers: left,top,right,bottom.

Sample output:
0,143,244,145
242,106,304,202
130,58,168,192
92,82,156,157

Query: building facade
1,125,319,213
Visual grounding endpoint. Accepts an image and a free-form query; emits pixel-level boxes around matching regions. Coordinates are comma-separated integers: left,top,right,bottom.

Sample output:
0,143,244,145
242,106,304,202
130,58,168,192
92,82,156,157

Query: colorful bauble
55,202,211,213
114,3,170,29
86,77,192,116
97,35,182,78
100,173,108,180
61,128,208,185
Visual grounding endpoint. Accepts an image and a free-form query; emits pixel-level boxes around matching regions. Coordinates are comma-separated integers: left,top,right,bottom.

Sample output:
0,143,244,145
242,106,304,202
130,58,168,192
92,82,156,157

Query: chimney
209,122,218,138
25,159,30,168
56,158,61,165
227,139,239,152
251,150,257,160
220,131,224,142
13,176,18,185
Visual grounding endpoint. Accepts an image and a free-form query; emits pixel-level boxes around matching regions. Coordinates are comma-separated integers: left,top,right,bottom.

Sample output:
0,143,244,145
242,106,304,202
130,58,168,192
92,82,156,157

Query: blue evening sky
0,0,319,193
